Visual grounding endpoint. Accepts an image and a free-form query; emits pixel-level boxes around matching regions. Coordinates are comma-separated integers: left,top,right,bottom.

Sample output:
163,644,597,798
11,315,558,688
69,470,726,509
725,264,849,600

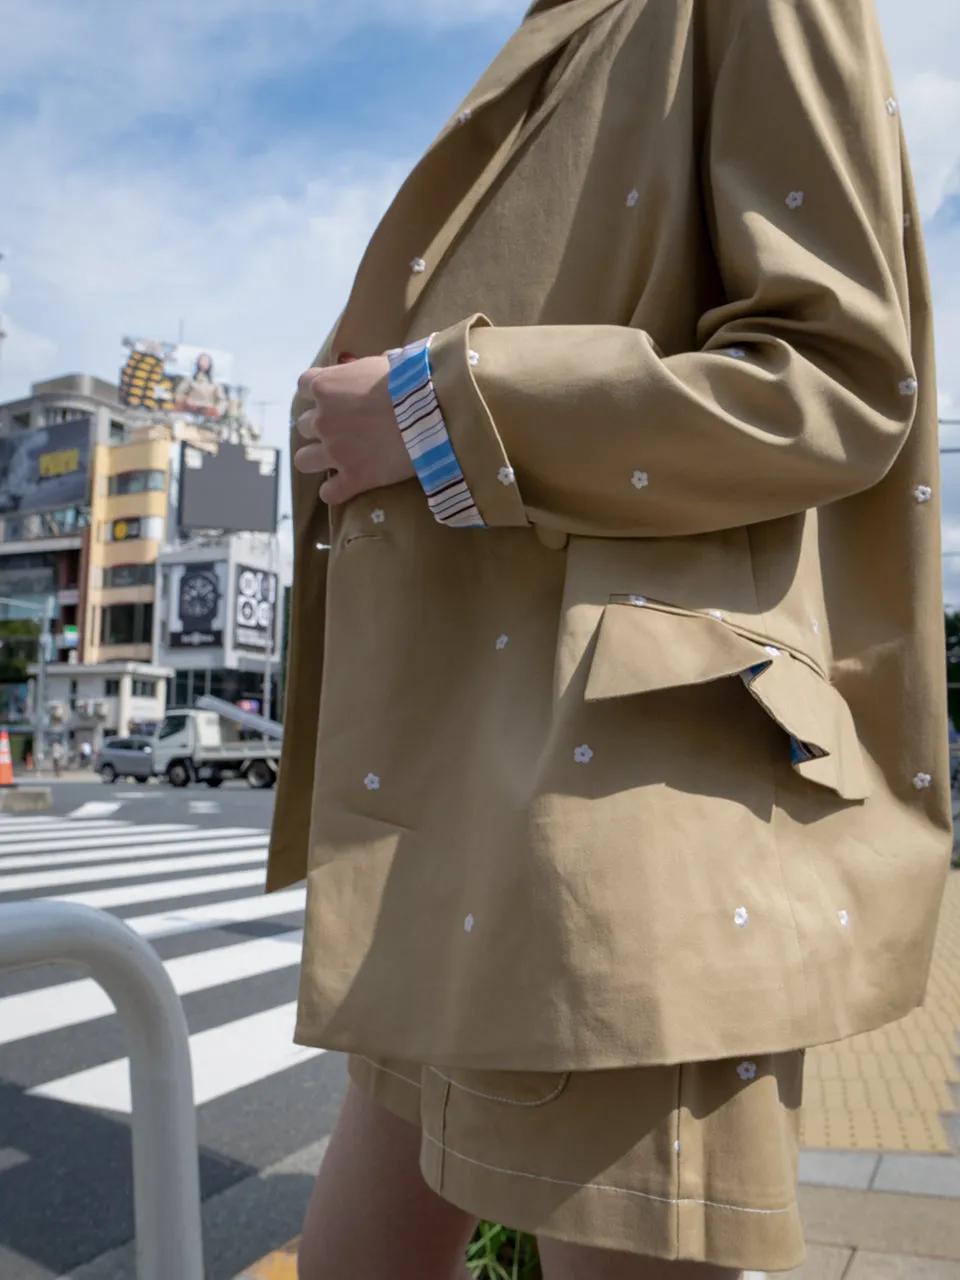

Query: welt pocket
341,533,384,549
584,597,869,802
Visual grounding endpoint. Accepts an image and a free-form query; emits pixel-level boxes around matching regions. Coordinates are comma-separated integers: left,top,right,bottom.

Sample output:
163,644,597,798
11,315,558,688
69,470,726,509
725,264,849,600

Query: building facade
1,369,286,753
156,533,284,719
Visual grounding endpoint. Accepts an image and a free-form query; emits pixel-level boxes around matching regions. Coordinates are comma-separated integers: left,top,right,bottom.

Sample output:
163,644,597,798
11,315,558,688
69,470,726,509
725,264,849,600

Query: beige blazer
270,0,953,1071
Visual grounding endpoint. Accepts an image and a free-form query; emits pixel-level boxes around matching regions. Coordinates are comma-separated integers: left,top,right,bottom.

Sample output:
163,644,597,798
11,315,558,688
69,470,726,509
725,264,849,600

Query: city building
156,532,284,719
1,358,286,755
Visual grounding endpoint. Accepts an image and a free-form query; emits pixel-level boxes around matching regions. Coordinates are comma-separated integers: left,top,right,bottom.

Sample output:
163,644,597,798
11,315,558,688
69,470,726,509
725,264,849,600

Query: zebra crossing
0,811,320,1117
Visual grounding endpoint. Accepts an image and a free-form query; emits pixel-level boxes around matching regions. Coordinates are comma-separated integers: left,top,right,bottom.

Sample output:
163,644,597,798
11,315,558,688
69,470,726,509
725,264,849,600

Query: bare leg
539,1238,742,1280
298,1082,477,1280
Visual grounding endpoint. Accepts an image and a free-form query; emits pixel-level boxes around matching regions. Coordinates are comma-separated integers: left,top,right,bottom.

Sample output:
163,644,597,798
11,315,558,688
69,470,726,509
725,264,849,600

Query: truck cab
153,705,281,789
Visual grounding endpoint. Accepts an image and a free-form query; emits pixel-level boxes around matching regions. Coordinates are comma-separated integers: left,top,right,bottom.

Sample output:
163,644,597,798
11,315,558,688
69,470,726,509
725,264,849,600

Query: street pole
35,597,53,771
261,535,276,734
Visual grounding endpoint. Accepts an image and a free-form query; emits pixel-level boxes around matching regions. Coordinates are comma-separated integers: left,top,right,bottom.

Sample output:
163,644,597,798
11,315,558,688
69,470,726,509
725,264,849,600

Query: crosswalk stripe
0,824,196,854
125,885,306,940
0,817,127,832
0,820,135,845
0,930,304,1047
50,867,268,910
0,814,314,1120
68,801,125,819
30,1002,323,1112
0,832,267,873
0,847,267,895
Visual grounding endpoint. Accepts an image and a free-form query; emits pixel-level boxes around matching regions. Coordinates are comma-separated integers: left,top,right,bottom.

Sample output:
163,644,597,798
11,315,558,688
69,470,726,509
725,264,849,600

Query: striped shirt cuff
388,337,486,529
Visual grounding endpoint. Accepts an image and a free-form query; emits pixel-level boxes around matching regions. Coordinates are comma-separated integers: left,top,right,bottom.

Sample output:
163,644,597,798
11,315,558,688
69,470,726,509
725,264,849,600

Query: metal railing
0,901,204,1280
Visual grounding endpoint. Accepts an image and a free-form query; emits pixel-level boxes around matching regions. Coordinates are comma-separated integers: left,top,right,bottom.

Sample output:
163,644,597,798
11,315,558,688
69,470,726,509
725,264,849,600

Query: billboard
178,441,280,534
234,566,277,653
120,337,245,424
0,418,91,515
168,561,228,650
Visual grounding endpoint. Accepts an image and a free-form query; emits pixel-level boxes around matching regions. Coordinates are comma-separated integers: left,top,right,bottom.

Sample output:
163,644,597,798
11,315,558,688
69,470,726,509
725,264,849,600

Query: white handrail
0,901,204,1280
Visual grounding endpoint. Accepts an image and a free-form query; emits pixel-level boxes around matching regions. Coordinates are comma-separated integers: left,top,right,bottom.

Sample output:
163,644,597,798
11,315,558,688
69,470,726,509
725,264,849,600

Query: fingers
294,406,322,441
318,470,355,505
293,441,333,474
297,367,325,401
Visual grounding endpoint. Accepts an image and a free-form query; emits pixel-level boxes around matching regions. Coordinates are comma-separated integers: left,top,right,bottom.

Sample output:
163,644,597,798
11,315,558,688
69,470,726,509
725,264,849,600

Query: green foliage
0,618,40,684
466,1224,541,1280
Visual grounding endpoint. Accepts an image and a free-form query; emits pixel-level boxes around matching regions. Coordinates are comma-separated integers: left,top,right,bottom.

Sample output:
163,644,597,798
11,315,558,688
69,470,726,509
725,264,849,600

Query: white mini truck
152,696,283,790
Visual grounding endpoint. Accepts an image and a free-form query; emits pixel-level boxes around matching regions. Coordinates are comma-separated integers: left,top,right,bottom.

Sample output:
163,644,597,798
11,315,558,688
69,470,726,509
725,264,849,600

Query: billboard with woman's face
119,337,244,423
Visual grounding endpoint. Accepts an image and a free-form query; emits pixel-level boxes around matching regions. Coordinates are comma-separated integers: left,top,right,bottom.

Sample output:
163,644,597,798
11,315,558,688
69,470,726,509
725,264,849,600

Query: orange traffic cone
0,731,14,788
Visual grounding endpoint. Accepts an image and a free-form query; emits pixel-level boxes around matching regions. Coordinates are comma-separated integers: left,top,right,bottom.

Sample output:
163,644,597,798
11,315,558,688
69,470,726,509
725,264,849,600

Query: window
12,412,30,429
104,679,121,696
173,673,190,707
104,516,164,543
132,679,157,698
108,470,166,496
103,563,156,589
158,714,188,740
109,420,126,443
101,602,153,646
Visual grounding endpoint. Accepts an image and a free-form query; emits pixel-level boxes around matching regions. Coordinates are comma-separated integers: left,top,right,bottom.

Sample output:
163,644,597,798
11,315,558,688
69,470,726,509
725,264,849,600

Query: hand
293,356,416,505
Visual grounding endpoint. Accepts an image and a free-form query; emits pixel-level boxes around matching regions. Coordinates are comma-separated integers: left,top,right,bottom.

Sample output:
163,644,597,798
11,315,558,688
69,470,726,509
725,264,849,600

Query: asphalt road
0,781,348,1280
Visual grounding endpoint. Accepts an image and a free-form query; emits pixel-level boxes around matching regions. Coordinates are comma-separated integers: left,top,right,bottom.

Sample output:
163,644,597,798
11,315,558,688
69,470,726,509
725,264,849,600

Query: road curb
0,786,52,813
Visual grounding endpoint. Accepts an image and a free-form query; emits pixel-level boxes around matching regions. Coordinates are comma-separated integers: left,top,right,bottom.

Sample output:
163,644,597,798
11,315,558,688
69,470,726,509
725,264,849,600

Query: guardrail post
0,901,204,1280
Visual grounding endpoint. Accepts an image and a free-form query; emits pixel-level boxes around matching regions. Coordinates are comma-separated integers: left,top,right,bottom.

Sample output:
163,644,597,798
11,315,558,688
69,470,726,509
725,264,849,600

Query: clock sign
170,562,224,648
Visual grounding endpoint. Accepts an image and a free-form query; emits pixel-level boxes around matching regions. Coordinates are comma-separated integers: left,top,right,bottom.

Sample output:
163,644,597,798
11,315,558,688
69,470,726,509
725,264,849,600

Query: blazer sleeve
425,0,919,538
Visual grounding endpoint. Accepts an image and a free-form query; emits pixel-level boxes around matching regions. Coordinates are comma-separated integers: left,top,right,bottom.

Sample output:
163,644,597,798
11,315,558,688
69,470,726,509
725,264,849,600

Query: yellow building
84,436,173,665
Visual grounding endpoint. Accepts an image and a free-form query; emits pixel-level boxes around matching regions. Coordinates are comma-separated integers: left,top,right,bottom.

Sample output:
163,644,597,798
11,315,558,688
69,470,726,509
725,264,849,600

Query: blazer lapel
331,0,626,362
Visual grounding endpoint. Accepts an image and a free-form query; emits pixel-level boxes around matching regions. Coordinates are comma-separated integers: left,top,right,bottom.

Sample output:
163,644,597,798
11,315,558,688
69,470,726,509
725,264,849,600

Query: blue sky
2,0,960,590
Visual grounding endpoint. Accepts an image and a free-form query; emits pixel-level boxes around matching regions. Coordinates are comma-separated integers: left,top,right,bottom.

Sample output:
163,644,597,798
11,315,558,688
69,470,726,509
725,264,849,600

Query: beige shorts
348,1050,807,1273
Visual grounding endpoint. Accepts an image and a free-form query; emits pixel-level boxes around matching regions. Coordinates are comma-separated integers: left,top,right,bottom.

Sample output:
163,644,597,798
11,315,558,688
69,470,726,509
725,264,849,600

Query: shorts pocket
427,1066,570,1108
584,599,869,802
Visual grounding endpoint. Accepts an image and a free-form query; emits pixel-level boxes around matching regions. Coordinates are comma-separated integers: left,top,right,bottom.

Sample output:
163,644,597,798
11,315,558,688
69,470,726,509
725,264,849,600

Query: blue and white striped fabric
388,337,486,529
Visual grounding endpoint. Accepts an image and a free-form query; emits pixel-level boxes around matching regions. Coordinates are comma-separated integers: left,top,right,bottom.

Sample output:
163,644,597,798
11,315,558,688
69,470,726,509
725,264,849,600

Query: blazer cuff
427,316,530,529
387,336,486,529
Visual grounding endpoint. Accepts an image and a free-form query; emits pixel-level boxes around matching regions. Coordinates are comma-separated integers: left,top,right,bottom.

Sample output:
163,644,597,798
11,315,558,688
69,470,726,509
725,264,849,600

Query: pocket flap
584,603,765,701
584,602,870,802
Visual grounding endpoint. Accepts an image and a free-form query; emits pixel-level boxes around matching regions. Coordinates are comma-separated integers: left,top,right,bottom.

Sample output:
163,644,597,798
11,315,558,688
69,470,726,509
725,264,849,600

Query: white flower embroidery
498,466,516,486
464,914,475,933
812,618,820,634
838,910,850,927
708,609,724,620
496,634,509,650
914,485,933,504
364,773,381,791
886,97,899,116
734,906,749,928
737,1061,758,1081
631,470,649,490
674,1140,681,1153
727,348,747,360
913,772,932,790
764,646,781,658
468,349,480,367
900,377,918,397
629,595,647,607
371,509,386,525
410,257,427,274
457,109,473,124
785,191,805,210
574,744,594,765
626,189,640,207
